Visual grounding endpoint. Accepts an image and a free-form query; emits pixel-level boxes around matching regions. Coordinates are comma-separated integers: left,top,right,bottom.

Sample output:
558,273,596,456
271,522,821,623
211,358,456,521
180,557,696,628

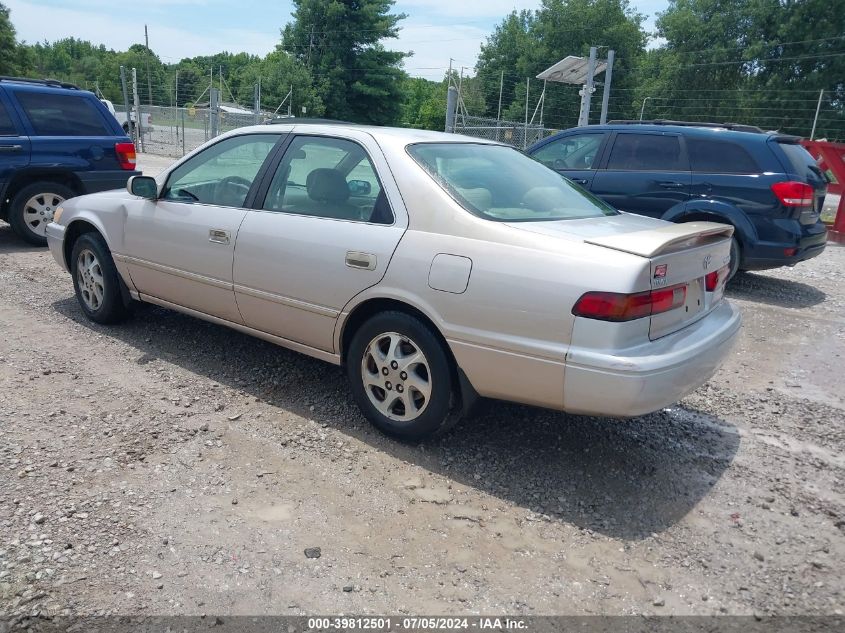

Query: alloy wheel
361,332,432,422
76,249,105,312
23,193,64,237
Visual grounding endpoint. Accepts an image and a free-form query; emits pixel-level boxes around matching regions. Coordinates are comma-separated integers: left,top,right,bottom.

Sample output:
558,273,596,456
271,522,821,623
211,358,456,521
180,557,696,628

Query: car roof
542,121,783,144
229,122,503,145
0,77,92,96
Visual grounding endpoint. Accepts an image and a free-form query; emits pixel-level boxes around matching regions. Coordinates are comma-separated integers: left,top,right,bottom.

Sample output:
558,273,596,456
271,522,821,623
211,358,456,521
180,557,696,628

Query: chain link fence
453,115,557,149
127,105,266,158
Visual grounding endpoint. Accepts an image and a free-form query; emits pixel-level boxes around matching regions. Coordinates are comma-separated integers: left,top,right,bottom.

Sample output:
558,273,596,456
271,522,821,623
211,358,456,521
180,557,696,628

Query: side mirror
348,179,372,196
128,175,158,199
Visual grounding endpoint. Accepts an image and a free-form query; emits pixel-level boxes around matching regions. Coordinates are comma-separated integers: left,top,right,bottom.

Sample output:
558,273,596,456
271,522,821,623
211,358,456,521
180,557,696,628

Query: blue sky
6,0,669,80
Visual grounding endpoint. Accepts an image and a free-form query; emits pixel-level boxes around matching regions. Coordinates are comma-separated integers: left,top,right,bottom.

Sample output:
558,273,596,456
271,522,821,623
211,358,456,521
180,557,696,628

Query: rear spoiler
585,222,734,258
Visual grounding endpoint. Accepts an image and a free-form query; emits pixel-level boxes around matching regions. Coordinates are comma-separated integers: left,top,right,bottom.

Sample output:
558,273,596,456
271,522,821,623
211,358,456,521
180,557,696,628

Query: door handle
658,181,685,189
571,178,589,185
0,145,22,153
346,251,377,271
209,229,230,244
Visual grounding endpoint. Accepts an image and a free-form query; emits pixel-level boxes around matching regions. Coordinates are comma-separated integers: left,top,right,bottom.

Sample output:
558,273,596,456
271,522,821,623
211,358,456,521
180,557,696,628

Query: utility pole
145,25,153,107
307,25,315,67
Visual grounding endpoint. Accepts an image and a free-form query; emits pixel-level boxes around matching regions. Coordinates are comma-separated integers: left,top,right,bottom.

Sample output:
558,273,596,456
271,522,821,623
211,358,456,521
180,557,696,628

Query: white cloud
391,22,490,80
395,0,539,20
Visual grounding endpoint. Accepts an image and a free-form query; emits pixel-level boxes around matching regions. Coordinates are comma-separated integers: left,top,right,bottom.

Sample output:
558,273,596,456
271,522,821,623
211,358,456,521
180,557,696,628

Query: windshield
407,142,618,222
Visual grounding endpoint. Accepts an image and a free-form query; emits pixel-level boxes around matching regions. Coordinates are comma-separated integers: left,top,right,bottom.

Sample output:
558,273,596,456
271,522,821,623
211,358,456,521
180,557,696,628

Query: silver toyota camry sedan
46,123,741,440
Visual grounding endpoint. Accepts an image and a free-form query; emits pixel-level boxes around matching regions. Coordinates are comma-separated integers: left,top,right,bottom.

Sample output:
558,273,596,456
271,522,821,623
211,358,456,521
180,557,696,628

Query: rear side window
688,138,759,173
0,100,16,135
14,92,111,136
778,142,824,180
606,134,685,171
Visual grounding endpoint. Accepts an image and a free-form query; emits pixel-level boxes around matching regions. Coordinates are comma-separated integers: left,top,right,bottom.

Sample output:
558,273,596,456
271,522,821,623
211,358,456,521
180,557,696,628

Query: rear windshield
778,142,827,182
407,142,618,222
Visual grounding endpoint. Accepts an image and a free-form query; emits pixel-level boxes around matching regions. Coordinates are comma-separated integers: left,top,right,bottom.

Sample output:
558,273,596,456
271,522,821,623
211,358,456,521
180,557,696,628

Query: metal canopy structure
536,55,607,85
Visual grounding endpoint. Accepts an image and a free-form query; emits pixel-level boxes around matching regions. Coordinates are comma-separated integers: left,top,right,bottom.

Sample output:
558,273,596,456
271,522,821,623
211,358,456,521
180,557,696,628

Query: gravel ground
0,181,843,619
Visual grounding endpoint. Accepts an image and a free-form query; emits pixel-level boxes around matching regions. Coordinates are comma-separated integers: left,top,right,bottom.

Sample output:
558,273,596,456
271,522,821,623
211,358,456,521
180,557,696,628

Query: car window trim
254,133,395,226
161,132,288,209
598,130,690,172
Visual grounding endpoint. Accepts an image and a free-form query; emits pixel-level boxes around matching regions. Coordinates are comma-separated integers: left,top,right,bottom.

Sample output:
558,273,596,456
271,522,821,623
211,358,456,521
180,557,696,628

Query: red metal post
800,140,845,244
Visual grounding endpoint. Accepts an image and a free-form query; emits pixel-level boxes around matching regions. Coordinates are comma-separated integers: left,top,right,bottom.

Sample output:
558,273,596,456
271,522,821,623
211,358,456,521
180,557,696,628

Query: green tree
281,0,408,124
0,2,21,75
642,0,845,138
476,1,646,128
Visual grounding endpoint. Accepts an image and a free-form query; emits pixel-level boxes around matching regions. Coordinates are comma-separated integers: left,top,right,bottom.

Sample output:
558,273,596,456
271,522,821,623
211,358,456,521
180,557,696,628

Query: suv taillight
572,284,687,322
771,181,814,207
115,142,136,170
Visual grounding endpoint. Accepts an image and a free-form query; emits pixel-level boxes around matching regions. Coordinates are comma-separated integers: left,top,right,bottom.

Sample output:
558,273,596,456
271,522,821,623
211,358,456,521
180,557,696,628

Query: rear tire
347,311,455,442
9,181,75,246
70,232,130,324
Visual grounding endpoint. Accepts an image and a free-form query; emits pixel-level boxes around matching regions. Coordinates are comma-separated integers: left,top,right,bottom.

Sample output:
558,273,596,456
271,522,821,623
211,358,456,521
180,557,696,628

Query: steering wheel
214,175,252,207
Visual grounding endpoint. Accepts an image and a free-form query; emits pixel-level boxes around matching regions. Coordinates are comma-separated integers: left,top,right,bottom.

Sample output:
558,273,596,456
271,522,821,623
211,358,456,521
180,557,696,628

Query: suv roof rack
608,119,765,134
0,76,80,90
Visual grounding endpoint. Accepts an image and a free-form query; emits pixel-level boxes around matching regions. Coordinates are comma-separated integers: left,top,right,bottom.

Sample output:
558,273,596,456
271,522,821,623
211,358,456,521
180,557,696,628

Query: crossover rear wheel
347,311,456,441
9,181,75,246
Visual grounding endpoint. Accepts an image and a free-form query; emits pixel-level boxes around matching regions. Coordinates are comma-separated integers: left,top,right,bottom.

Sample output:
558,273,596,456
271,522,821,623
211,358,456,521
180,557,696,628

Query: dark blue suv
527,121,828,277
0,77,139,245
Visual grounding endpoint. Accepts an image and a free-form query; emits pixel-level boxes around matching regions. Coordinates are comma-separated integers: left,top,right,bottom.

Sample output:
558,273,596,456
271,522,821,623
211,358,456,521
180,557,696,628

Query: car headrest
306,168,350,203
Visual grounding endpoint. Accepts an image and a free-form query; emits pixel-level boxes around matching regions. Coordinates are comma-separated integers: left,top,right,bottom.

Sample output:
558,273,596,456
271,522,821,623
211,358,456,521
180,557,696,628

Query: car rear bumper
742,220,827,271
77,170,139,195
563,300,741,417
46,222,67,272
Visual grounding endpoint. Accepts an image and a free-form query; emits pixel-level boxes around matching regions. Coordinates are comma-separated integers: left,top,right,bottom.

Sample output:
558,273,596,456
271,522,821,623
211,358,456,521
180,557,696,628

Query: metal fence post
445,86,458,133
131,68,145,153
181,108,186,156
254,83,260,125
119,66,134,148
210,88,220,138
578,46,597,127
599,49,615,125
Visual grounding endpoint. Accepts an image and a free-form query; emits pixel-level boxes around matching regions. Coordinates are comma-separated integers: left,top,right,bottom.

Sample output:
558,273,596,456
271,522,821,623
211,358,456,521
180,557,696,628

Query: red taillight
115,142,136,170
705,264,730,292
771,181,814,207
573,284,687,322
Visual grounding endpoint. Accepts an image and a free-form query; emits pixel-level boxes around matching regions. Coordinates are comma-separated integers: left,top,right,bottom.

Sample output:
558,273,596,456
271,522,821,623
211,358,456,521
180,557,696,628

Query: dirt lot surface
1,173,843,618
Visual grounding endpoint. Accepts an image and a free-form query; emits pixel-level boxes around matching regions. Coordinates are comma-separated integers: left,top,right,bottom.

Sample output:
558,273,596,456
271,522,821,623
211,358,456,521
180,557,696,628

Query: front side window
531,133,605,170
163,134,279,208
606,133,686,171
0,101,17,135
408,142,618,222
14,92,110,136
263,136,393,224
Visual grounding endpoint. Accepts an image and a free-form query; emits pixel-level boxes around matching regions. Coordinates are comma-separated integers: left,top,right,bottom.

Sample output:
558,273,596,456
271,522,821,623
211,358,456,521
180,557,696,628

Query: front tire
347,311,455,442
70,233,130,324
9,181,75,246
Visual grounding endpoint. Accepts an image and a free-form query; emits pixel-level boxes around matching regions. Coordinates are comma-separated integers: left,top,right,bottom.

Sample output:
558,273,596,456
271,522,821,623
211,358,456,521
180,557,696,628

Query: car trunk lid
586,221,733,339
